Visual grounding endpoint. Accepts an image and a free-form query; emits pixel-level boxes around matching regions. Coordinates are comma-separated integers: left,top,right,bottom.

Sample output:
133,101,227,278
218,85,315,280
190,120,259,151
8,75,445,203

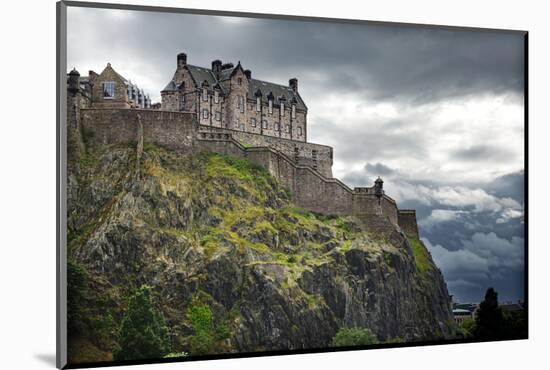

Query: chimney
289,78,298,92
212,59,222,77
177,52,187,69
244,69,251,79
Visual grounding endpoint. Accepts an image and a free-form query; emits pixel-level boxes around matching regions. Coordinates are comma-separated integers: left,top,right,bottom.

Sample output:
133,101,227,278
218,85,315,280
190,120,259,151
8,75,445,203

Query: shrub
331,327,379,347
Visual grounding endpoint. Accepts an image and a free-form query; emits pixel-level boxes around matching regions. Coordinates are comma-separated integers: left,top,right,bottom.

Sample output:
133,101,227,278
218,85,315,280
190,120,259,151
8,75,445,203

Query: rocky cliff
66,143,455,363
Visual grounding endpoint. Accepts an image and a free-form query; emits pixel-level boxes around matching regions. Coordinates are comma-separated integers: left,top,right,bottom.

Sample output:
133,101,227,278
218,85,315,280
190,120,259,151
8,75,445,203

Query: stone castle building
68,63,152,109
161,52,307,142
66,52,420,240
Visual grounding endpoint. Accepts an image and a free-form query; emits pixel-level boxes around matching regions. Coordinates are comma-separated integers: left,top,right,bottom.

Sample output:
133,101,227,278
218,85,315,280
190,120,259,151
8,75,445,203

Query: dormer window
291,104,296,119
268,99,273,114
202,88,208,102
102,81,115,99
214,91,219,104
238,77,242,86
256,97,261,112
280,101,285,117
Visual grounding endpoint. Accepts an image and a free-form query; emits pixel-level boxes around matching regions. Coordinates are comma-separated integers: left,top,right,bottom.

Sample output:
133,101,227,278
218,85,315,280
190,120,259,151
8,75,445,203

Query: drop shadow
34,353,57,367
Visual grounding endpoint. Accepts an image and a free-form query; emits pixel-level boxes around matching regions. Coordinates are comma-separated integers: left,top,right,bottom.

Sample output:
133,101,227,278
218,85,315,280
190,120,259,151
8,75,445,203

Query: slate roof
161,80,177,92
162,63,307,111
248,78,307,111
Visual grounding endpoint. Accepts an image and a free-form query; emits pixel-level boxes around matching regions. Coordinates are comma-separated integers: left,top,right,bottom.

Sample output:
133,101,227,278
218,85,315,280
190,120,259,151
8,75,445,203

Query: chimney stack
177,52,187,69
289,78,298,92
212,59,222,77
244,69,252,79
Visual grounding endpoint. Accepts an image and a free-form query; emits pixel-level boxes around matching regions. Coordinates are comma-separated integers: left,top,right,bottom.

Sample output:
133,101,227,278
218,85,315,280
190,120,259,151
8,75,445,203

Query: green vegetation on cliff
67,143,454,364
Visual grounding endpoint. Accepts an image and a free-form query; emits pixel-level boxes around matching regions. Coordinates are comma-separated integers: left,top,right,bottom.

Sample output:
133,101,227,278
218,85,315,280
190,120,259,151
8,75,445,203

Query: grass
408,237,432,275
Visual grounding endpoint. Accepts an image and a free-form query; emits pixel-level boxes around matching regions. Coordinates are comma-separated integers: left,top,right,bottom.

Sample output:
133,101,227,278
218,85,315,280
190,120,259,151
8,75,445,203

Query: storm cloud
67,6,525,303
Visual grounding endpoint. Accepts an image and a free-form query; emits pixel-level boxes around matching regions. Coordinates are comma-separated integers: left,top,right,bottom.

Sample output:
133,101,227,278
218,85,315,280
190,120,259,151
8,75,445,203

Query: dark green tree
114,285,170,361
331,327,379,347
474,287,505,340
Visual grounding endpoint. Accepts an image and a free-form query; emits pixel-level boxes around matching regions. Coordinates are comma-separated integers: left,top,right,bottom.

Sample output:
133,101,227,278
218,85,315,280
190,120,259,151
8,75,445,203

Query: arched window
202,88,208,102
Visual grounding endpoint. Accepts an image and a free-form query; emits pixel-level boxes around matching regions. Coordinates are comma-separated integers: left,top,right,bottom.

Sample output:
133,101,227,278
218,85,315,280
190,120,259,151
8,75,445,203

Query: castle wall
76,108,407,231
195,133,399,226
80,109,197,151
398,210,420,239
199,125,333,178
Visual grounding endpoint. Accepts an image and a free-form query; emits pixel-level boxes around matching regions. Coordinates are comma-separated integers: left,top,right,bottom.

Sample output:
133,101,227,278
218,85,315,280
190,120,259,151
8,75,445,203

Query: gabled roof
187,65,217,87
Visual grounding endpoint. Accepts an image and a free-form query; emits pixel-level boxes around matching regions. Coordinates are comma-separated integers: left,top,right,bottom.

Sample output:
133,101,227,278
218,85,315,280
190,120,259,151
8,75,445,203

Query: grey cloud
453,145,516,162
365,162,396,176
68,7,524,105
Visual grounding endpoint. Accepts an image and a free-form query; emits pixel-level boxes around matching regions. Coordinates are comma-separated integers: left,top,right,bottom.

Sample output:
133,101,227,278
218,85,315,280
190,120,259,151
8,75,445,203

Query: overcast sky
67,6,525,303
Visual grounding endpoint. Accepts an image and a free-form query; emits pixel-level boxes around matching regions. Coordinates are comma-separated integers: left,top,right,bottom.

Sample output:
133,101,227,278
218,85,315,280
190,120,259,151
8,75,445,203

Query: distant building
452,308,473,325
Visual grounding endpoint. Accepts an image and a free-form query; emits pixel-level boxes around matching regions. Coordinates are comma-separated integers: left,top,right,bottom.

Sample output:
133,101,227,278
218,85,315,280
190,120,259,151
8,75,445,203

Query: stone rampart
199,125,333,178
80,109,197,151
398,210,420,239
196,132,399,224
76,108,411,231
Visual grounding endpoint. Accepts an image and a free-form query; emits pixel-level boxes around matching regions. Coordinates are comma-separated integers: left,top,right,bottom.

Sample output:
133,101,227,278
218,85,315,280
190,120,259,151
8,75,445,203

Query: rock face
67,144,454,363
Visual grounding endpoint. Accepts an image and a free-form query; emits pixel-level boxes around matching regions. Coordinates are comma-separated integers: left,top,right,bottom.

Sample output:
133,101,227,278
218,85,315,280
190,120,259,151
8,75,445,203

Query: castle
67,52,420,239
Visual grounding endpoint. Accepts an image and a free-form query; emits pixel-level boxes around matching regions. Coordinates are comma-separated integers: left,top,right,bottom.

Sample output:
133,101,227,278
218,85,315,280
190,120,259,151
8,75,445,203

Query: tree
331,327,379,347
114,285,170,361
473,287,505,340
186,296,216,355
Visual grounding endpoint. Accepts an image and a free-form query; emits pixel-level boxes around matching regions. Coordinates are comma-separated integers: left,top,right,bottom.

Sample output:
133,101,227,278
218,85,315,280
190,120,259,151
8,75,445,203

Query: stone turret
68,68,80,93
374,177,384,198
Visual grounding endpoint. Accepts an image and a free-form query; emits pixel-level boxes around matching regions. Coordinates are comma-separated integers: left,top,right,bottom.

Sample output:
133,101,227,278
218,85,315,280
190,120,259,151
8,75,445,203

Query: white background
0,0,547,369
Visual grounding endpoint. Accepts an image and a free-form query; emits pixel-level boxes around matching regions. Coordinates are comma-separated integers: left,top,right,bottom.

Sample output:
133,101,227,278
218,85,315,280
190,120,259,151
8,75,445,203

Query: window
281,102,285,117
256,97,261,112
179,94,185,111
202,88,208,102
238,77,242,86
237,96,245,113
274,123,280,131
251,118,257,127
102,81,115,99
202,109,209,119
262,120,268,129
298,127,303,136
268,99,273,114
215,111,221,121
292,104,296,119
214,91,219,104
235,120,242,129
286,124,291,133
